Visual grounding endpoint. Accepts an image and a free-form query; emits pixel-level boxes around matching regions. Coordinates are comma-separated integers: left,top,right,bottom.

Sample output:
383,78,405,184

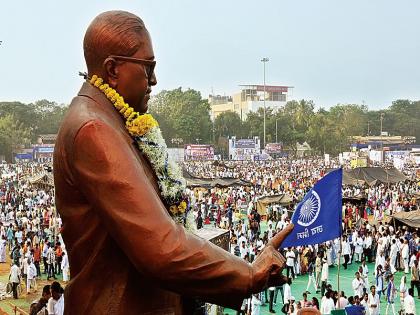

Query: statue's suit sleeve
71,119,253,310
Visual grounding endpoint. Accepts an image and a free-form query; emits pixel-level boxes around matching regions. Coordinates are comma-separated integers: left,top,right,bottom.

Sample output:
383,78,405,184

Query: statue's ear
103,57,119,88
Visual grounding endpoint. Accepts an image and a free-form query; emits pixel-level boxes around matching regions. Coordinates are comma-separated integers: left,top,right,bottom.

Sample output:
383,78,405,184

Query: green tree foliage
0,114,32,161
1,91,419,160
148,88,212,145
0,100,68,161
239,99,419,155
33,100,69,135
214,111,245,139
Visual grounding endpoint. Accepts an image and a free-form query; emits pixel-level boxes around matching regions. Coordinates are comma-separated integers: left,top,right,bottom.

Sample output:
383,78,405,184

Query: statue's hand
250,224,294,292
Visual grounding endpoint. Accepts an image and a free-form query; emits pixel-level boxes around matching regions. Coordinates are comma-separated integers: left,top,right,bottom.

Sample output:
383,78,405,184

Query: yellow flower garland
89,75,158,137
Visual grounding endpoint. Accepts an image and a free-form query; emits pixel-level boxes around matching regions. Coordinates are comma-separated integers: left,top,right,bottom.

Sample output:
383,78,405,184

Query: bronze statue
53,10,294,314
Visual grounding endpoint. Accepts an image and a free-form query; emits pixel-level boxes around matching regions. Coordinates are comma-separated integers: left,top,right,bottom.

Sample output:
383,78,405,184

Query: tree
32,100,69,135
149,88,212,145
0,114,32,161
214,111,243,139
0,102,37,132
0,100,68,142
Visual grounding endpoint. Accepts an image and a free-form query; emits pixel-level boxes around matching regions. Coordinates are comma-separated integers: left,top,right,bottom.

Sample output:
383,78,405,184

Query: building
210,84,293,121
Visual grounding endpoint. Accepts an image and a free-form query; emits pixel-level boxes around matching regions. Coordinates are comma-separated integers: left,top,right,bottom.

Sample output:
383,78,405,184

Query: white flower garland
86,74,195,232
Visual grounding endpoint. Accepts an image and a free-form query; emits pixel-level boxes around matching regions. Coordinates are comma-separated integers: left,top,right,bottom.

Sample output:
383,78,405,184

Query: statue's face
114,31,157,114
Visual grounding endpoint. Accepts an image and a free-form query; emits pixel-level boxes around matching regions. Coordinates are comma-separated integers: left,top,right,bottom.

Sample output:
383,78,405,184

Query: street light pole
276,118,279,143
261,57,269,149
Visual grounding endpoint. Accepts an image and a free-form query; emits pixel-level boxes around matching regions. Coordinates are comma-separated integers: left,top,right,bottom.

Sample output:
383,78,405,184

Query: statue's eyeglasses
108,55,156,79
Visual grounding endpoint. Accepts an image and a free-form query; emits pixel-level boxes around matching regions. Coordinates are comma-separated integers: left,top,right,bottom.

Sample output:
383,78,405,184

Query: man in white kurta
401,240,410,274
352,272,365,298
368,286,380,315
355,235,364,263
389,239,398,272
375,251,386,275
61,252,70,282
27,259,37,294
361,260,369,288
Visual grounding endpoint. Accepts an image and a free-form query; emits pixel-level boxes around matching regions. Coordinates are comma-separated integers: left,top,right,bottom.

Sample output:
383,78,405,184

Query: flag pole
337,188,343,309
337,234,342,308
336,168,344,309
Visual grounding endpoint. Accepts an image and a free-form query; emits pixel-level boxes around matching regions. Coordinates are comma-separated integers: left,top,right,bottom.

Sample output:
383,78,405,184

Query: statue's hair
83,10,146,72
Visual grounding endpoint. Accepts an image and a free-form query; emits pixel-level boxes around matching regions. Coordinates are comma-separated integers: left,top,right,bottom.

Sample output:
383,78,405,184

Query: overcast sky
1,0,419,109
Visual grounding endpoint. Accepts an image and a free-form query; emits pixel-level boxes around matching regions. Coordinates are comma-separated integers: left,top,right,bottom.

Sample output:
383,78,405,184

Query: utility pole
261,57,269,149
276,118,280,143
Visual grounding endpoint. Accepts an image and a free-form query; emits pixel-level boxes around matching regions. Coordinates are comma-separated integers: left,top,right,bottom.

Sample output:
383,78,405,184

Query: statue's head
84,11,157,113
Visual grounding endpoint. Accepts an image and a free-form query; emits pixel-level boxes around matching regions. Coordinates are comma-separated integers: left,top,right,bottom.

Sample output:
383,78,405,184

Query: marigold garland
88,75,193,227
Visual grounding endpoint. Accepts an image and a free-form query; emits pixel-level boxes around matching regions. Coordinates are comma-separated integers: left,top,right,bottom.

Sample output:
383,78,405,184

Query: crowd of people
184,159,419,314
0,163,66,315
0,159,419,314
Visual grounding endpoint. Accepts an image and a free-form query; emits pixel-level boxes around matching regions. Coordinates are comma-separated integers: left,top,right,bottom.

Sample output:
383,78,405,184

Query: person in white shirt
320,291,335,315
400,276,408,313
22,255,29,287
404,288,416,315
368,285,380,315
364,233,373,263
390,239,398,271
61,251,70,282
361,259,369,288
285,248,296,279
360,292,369,312
282,278,292,314
250,293,262,315
315,252,322,291
237,233,247,247
27,258,37,294
375,251,386,275
9,261,21,299
401,240,410,274
276,219,284,231
409,253,416,269
354,234,364,263
320,258,329,297
352,272,365,298
239,241,247,259
342,236,351,269
47,281,64,315
267,223,274,240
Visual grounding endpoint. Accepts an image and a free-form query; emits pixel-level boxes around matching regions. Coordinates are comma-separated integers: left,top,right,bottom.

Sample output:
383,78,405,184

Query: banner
281,168,343,248
184,145,214,160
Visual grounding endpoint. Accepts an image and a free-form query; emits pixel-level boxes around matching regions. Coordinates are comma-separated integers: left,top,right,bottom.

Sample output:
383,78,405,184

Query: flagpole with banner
280,168,343,249
280,168,343,306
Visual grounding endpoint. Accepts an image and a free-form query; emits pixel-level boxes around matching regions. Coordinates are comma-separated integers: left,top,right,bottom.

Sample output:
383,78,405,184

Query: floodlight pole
261,57,269,149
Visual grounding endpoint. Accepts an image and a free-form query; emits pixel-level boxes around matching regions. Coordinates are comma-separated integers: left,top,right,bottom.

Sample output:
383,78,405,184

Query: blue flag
281,168,343,248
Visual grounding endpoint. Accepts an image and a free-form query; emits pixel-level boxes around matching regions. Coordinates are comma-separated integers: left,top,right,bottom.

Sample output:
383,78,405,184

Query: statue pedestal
195,226,230,315
196,226,230,251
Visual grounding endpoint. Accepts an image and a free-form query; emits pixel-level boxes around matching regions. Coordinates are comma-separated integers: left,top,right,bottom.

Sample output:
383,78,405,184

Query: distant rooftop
239,85,294,93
